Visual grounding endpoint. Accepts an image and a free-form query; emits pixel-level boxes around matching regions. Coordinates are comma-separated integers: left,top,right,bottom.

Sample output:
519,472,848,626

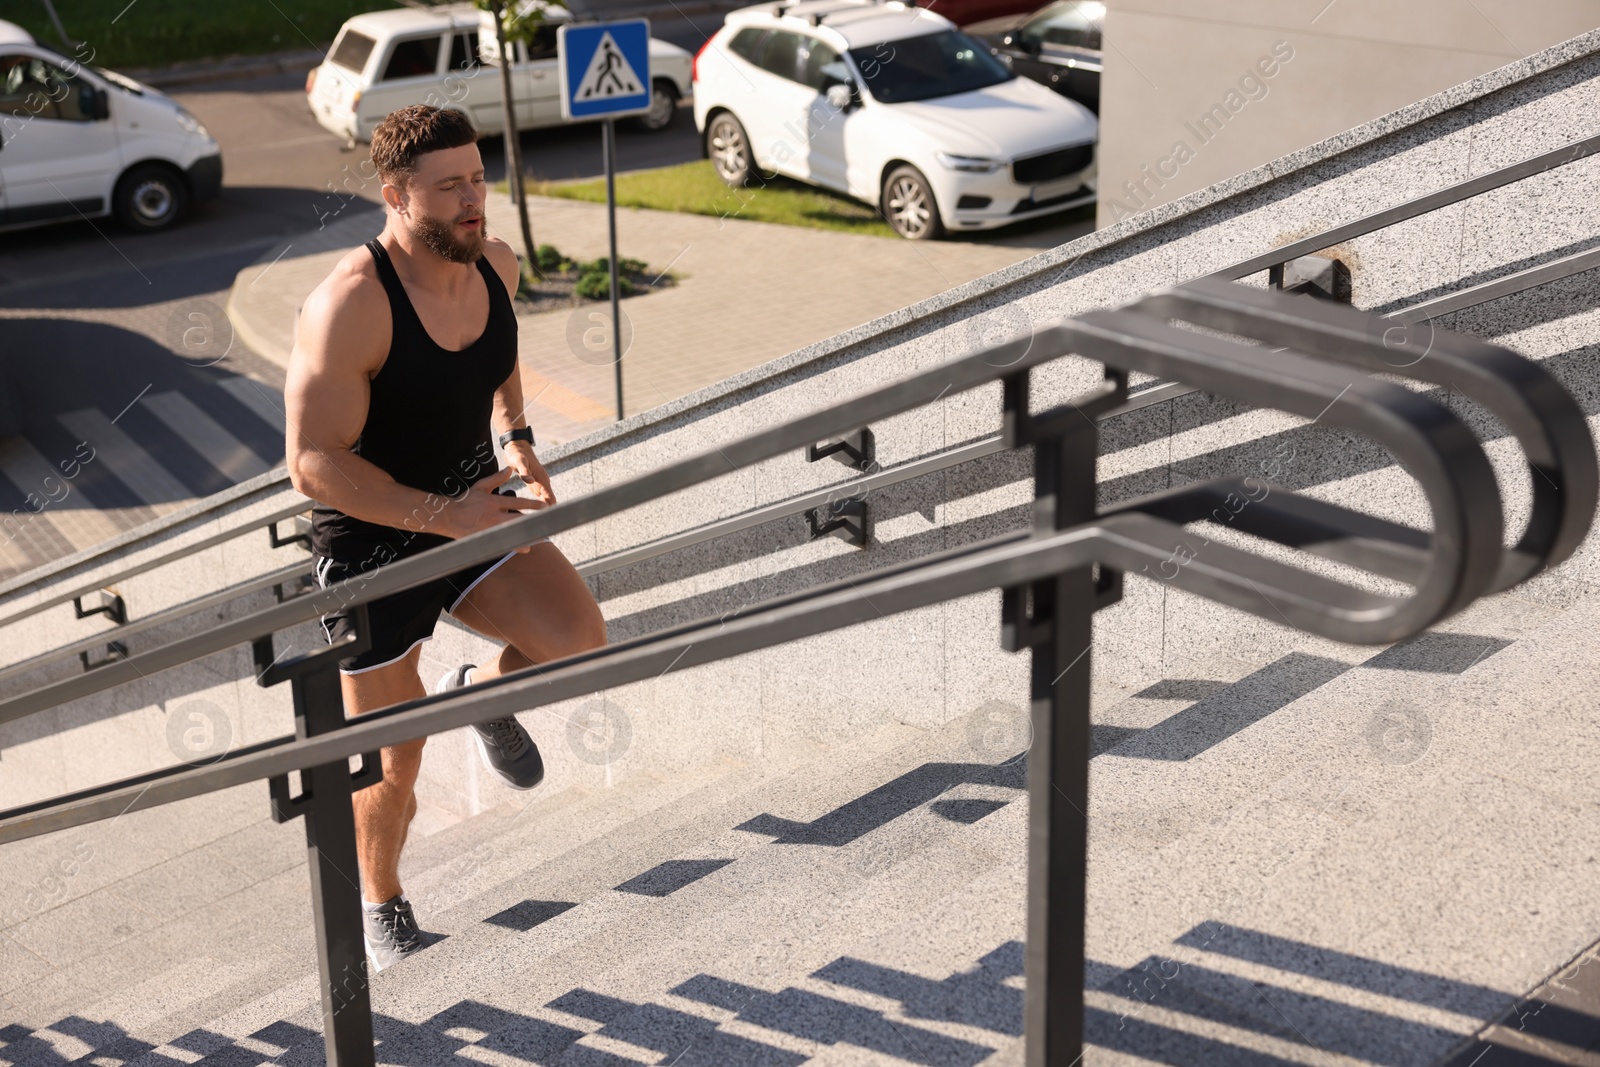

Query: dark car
915,0,1041,28
967,0,1102,113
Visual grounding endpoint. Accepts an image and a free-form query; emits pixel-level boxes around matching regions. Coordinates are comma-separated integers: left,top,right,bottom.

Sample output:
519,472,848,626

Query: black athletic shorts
313,542,520,675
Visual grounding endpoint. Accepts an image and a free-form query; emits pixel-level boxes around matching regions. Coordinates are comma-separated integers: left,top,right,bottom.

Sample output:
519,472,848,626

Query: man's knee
538,605,606,661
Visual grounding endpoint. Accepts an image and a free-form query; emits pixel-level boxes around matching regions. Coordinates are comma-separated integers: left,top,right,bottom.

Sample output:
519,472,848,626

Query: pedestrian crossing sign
558,20,653,121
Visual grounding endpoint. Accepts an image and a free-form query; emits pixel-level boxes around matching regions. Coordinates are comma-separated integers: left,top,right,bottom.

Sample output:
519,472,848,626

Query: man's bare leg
450,543,607,682
339,641,429,904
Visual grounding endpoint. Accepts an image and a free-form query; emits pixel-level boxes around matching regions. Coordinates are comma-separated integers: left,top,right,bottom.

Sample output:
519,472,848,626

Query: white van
0,19,222,233
307,1,694,145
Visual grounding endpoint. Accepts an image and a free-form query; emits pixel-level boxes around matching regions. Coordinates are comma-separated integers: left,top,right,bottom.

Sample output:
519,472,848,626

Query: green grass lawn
12,1,402,69
530,161,899,239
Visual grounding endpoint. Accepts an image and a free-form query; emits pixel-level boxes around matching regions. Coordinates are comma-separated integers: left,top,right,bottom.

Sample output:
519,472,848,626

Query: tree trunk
491,1,542,281
38,0,78,47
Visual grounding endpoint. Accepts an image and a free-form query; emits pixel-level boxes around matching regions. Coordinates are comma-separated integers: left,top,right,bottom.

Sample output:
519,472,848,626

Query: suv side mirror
823,80,859,111
1012,33,1040,54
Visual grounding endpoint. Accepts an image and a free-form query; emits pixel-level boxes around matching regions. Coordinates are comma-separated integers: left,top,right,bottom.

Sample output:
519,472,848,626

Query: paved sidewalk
227,188,1091,444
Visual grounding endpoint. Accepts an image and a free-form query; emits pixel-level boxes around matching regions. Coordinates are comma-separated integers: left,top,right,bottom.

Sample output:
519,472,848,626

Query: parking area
0,2,1100,574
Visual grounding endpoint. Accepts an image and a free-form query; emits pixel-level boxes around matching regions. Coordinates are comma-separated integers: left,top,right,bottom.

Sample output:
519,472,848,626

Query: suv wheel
882,164,944,240
707,112,754,187
634,80,678,131
113,163,190,232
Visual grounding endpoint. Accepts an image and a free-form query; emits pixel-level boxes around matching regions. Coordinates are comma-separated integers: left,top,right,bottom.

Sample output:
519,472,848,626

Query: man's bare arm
483,239,531,440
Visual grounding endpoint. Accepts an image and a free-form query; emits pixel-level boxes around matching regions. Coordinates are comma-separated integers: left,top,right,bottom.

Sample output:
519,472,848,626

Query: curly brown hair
370,105,478,187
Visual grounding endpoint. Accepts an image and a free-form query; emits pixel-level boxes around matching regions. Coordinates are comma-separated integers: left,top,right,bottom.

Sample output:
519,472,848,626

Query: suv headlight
174,107,211,139
936,151,1005,174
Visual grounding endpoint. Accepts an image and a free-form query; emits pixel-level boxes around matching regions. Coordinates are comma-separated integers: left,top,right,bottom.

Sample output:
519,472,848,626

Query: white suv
692,0,1097,238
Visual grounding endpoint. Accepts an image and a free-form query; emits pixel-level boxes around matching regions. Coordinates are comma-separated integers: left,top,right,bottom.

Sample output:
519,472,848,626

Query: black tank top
309,238,518,562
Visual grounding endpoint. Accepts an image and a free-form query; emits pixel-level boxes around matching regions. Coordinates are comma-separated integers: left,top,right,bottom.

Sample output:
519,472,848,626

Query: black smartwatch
498,426,535,448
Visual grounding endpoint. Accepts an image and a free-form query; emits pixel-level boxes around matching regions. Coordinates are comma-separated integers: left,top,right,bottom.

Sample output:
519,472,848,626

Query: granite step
0,761,740,1064
223,705,1034,1064
28,721,928,1064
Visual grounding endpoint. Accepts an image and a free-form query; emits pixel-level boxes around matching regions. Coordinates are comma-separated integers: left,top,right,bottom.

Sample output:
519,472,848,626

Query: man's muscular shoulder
294,245,392,378
481,236,521,301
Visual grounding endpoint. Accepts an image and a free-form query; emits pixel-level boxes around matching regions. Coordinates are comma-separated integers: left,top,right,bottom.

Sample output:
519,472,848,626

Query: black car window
1020,1,1102,51
330,29,377,73
728,27,769,63
797,37,843,90
381,35,441,81
757,29,805,81
526,23,559,62
448,31,479,72
848,30,1013,104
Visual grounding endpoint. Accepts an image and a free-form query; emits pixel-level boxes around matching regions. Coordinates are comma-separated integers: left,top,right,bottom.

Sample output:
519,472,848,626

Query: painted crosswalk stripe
0,437,122,555
143,391,272,483
57,408,192,515
214,377,287,435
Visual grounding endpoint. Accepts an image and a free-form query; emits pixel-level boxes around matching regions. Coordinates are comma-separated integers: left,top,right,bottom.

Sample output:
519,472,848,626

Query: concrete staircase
7,22,1600,1067
4,576,1598,1065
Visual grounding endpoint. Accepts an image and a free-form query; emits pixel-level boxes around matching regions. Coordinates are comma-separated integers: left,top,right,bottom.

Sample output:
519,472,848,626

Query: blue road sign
558,20,653,121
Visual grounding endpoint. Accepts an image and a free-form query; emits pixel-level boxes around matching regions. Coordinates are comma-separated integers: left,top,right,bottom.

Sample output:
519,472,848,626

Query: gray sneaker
435,664,545,790
362,895,422,973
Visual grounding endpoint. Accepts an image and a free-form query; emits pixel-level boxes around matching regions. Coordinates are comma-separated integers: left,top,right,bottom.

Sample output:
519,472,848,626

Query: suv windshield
847,30,1014,103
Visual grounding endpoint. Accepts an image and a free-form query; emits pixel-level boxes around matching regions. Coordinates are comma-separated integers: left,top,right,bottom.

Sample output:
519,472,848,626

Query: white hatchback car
692,0,1097,238
309,1,694,145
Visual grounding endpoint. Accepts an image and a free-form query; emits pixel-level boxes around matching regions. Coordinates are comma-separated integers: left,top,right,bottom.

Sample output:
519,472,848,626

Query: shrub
534,243,564,271
576,272,636,300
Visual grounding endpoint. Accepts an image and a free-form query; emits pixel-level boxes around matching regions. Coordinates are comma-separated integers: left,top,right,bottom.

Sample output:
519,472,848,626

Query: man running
283,104,606,972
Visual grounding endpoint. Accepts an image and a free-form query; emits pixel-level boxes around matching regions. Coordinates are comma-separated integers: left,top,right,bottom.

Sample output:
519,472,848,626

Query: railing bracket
806,497,868,547
268,514,314,553
806,427,875,472
79,641,128,672
1269,254,1352,303
270,749,382,824
72,590,126,626
274,573,318,603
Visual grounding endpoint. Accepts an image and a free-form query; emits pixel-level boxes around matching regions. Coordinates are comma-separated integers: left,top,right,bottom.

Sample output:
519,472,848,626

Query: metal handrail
1211,129,1600,283
0,291,1510,726
13,130,1590,663
0,280,1588,1067
1389,240,1600,324
0,383,1193,686
0,499,311,632
0,559,314,689
1136,277,1598,593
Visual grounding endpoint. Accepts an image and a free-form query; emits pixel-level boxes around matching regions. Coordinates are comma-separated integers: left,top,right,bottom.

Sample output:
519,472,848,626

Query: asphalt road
0,64,707,298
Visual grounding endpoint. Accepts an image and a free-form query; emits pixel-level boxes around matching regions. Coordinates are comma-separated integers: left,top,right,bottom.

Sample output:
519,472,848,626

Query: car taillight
305,68,317,94
351,90,361,112
692,35,714,83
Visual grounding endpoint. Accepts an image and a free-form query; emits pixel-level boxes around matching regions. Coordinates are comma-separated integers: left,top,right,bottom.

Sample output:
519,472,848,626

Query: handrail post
1006,370,1118,1064
255,614,377,1067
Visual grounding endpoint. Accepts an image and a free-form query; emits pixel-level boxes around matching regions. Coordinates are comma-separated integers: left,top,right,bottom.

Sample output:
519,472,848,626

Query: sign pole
557,16,650,423
603,116,623,421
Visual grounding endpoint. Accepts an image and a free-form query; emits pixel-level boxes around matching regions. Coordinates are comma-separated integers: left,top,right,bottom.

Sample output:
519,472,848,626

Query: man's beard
411,208,485,264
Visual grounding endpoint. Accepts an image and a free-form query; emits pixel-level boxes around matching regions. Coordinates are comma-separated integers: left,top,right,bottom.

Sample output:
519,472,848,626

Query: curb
126,49,326,90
